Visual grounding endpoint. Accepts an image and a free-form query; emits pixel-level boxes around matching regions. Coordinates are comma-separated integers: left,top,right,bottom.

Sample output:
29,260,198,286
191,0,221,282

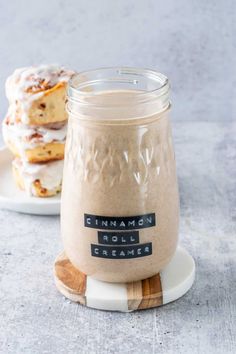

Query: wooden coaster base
54,246,195,312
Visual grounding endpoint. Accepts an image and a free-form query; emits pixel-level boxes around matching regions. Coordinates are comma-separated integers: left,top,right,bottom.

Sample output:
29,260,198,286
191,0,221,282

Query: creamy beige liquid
61,90,179,282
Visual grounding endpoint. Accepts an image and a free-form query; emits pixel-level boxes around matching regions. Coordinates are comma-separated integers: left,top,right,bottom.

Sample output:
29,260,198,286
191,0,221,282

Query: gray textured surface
0,121,235,354
0,1,235,353
0,0,235,122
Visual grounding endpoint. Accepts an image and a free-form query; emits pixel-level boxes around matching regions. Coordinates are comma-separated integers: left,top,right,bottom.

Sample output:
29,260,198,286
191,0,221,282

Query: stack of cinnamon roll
2,64,74,197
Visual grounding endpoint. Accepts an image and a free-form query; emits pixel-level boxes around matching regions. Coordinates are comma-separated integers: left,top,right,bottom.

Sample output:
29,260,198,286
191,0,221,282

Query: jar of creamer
61,67,179,282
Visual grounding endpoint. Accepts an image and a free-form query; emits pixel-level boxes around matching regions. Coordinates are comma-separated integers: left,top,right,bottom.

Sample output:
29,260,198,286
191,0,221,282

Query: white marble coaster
54,246,195,312
0,147,60,215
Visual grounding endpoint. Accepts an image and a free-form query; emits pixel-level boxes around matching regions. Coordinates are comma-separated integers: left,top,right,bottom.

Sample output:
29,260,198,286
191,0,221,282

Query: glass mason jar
61,67,179,283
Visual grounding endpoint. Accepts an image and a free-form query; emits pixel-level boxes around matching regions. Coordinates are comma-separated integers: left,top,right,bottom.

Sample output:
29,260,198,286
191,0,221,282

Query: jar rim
68,67,169,106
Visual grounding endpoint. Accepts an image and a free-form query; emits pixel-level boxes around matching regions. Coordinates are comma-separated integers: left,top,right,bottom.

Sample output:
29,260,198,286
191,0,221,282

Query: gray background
0,0,235,122
0,1,235,354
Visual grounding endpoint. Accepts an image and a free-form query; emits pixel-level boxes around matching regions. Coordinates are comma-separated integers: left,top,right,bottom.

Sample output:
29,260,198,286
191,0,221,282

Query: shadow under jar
61,67,179,283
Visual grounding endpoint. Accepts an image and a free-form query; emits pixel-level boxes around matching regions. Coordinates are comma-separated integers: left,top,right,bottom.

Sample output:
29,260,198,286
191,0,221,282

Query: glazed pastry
12,158,63,197
2,64,74,198
2,118,67,163
5,64,74,125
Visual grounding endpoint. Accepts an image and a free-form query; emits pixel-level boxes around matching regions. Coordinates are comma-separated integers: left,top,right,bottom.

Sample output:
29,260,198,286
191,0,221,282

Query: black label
91,243,152,259
84,213,156,230
98,231,139,245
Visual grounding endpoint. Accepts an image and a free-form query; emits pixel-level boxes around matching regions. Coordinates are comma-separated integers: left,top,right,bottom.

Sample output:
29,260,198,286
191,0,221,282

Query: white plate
0,146,60,215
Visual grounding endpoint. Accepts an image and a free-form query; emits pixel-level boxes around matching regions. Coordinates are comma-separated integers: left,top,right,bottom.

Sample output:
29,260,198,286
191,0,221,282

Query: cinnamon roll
6,64,74,125
12,158,63,197
3,117,67,163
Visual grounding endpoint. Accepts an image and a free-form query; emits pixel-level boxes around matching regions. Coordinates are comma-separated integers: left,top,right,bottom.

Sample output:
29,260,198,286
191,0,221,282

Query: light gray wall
0,0,235,122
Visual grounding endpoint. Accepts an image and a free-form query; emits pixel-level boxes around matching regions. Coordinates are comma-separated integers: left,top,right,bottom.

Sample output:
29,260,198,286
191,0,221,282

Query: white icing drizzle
5,64,74,123
13,158,64,196
2,118,67,155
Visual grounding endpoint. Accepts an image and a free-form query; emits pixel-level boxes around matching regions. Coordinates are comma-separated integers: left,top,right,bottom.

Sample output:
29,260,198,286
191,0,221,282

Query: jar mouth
68,67,169,107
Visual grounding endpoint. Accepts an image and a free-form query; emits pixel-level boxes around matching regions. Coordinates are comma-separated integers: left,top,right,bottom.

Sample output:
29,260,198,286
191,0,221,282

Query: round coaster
0,147,60,215
54,246,195,312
